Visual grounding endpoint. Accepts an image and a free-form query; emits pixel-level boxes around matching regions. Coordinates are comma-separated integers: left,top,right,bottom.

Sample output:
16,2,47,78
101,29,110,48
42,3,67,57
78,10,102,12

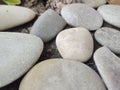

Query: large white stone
0,32,43,87
81,0,106,8
95,27,120,54
94,47,120,90
56,27,94,62
0,5,35,30
98,5,120,28
19,59,106,90
61,3,103,30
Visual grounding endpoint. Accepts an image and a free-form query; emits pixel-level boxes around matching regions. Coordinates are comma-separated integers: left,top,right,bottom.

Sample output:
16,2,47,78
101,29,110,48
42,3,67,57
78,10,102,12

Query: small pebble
94,47,120,90
19,59,106,90
56,27,94,62
95,27,120,54
30,9,66,42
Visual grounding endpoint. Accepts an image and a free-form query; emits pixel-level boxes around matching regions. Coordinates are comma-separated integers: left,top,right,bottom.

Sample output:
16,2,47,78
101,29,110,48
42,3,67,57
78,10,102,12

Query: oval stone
61,3,103,31
56,27,94,62
94,47,120,90
19,59,106,90
0,32,43,87
95,27,120,54
30,9,66,42
81,0,106,8
0,5,35,30
98,5,120,28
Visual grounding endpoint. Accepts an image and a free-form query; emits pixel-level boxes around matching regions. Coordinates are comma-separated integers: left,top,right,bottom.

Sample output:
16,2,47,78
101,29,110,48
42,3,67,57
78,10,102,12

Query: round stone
81,0,106,8
94,47,120,90
56,27,94,62
95,27,120,54
0,5,35,30
19,59,106,90
98,5,120,28
0,32,43,87
30,9,66,42
61,3,103,31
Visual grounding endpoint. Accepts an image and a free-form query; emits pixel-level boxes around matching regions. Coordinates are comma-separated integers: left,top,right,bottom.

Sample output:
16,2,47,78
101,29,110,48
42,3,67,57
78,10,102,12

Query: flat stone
0,5,35,30
0,32,43,87
98,5,120,28
81,0,106,8
61,3,103,31
107,0,120,5
30,9,66,42
19,59,106,90
95,27,120,54
94,47,120,90
56,27,94,62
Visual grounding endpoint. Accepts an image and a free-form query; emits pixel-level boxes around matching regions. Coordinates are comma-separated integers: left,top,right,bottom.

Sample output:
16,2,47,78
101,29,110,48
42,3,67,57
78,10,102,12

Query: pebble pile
0,1,120,90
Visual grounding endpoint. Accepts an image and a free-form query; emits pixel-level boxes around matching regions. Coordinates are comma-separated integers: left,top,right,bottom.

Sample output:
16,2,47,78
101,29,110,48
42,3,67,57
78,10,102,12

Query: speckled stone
81,0,106,8
56,27,94,62
61,3,103,31
0,32,43,88
0,5,35,30
30,9,66,42
95,27,120,54
94,47,120,90
19,59,106,90
98,5,120,28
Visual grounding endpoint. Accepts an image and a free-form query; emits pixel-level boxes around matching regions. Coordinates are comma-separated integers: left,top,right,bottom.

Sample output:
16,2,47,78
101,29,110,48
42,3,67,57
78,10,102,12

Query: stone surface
95,27,120,54
81,0,106,8
0,5,35,30
98,5,120,28
94,47,120,90
30,9,66,42
19,59,106,90
107,0,120,5
61,3,103,31
0,32,43,88
56,27,94,62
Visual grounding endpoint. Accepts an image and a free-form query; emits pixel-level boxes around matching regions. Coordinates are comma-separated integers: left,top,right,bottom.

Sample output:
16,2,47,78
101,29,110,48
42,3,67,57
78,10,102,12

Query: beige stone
107,0,120,5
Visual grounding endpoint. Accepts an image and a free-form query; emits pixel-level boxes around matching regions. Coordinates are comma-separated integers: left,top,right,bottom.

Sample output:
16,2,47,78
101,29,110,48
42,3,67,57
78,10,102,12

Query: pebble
94,47,120,90
0,5,35,30
0,32,43,87
30,9,66,42
56,27,94,62
107,0,120,5
95,27,120,54
19,59,106,90
98,5,120,28
61,3,103,31
81,0,106,8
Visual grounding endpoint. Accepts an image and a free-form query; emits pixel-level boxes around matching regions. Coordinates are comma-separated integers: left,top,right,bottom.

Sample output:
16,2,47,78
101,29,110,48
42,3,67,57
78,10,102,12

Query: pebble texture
94,47,120,90
98,5,120,28
30,9,66,42
61,3,103,30
81,0,106,8
19,59,106,90
0,5,35,30
107,0,120,5
95,27,120,54
0,32,43,88
56,27,94,62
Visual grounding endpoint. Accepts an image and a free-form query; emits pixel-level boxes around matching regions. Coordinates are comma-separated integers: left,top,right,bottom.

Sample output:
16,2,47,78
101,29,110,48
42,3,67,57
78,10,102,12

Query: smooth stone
107,0,120,5
98,5,120,28
61,3,103,31
30,9,66,42
56,27,94,62
0,5,35,30
19,59,106,90
0,32,43,87
95,27,120,54
94,47,120,90
81,0,106,8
